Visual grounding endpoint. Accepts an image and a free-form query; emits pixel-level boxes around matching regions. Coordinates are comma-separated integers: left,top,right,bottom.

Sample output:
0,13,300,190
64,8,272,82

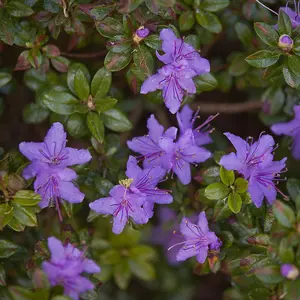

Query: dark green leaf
288,55,300,77
234,178,248,194
23,103,49,124
179,11,195,31
74,69,90,101
91,67,112,98
200,0,230,12
0,72,12,89
235,22,252,47
213,199,232,221
255,265,283,284
104,50,132,72
7,2,34,17
144,34,162,50
133,45,154,80
220,166,235,186
67,63,91,95
51,56,70,73
113,261,131,289
254,22,279,46
129,259,155,281
128,246,156,261
94,97,118,113
102,109,132,132
107,35,132,53
66,113,89,138
272,200,295,228
0,265,5,286
13,204,37,227
43,91,81,115
0,204,13,230
194,73,218,92
246,50,280,68
205,182,230,200
228,192,242,213
87,112,105,143
96,17,124,38
119,0,144,13
294,36,300,54
14,190,41,206
228,53,249,76
0,240,19,258
184,35,201,49
278,10,292,36
279,238,294,263
286,279,300,299
89,5,115,21
287,178,300,210
196,10,222,34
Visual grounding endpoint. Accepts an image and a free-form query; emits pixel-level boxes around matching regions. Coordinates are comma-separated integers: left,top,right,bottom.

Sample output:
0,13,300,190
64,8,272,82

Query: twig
60,51,106,58
192,100,262,114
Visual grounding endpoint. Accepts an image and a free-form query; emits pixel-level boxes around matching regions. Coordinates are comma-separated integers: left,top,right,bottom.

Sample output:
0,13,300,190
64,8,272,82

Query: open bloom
42,237,100,300
19,122,91,179
140,28,210,114
278,5,300,28
176,105,218,146
248,158,287,207
168,212,221,263
271,105,300,160
89,184,148,234
219,132,275,179
126,156,172,218
127,114,177,170
159,129,211,184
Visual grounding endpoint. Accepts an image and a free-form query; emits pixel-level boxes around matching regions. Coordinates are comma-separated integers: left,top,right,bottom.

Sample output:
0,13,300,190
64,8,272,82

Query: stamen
256,0,279,15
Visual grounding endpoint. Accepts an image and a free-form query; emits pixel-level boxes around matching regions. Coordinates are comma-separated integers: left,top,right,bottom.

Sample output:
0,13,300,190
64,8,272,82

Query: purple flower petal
19,142,46,162
58,181,85,204
44,122,67,158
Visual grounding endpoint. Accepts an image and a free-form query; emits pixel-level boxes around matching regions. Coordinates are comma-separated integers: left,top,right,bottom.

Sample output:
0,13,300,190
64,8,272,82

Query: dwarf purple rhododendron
2,1,300,298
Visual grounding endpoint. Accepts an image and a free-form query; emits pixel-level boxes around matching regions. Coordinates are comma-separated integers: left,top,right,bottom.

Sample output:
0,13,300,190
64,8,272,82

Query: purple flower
271,105,300,160
176,105,218,146
42,237,100,300
281,264,299,280
219,132,275,179
126,156,172,218
34,167,85,218
278,6,300,28
127,114,177,170
168,212,221,263
19,122,92,179
159,129,211,184
89,184,148,234
248,158,287,207
136,26,150,38
140,29,210,114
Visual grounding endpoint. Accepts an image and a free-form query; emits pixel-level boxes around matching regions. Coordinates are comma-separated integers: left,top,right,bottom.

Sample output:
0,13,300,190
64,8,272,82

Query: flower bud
281,264,299,280
133,26,150,43
278,34,293,51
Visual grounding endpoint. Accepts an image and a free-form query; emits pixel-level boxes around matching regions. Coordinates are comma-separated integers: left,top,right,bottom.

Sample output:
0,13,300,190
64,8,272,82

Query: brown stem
60,51,107,58
192,100,262,114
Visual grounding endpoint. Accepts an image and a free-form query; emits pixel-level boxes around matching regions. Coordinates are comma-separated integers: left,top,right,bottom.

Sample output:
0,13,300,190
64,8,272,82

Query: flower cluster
140,29,210,114
220,132,287,207
43,237,100,300
19,122,91,219
128,106,214,185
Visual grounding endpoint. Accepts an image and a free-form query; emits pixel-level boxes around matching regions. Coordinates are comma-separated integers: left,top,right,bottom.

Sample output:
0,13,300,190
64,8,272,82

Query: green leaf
94,97,118,113
107,35,132,54
279,238,294,263
104,50,132,72
96,17,124,38
0,265,6,286
234,178,248,194
272,200,295,228
113,261,131,289
133,45,154,80
228,192,242,213
196,10,222,34
23,103,49,124
13,204,37,227
7,1,34,17
102,109,132,132
228,53,249,76
128,246,156,261
286,279,300,299
0,204,13,230
220,166,235,186
119,0,144,13
205,182,230,200
255,265,283,284
28,48,43,69
213,199,232,221
0,72,12,89
0,240,19,258
179,10,195,31
144,34,162,50
51,56,70,73
67,63,91,95
91,67,112,98
235,22,252,47
184,35,200,49
43,91,81,115
14,190,41,206
66,113,89,138
74,69,90,101
278,10,292,36
8,286,47,300
89,5,115,21
87,112,105,143
246,50,280,68
200,0,230,12
287,178,300,210
129,259,155,281
194,73,218,92
294,36,300,55
254,22,279,46
288,55,300,77
7,217,25,232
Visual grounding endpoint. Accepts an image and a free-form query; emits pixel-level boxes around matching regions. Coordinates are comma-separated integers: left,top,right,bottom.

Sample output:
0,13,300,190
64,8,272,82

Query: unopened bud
278,34,293,51
133,26,150,44
281,264,299,280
